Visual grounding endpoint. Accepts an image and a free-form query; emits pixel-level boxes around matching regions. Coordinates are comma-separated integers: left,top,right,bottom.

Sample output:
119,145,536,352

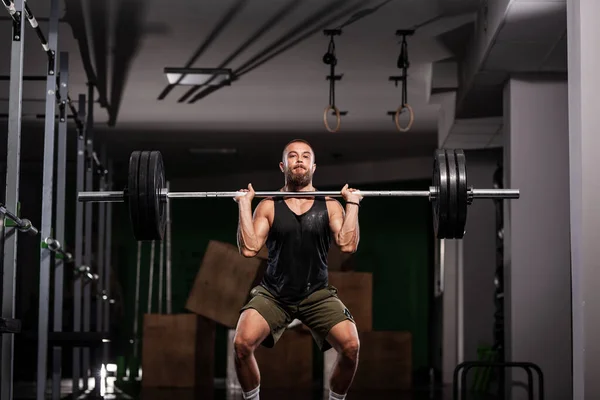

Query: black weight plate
148,151,166,240
137,151,152,241
128,151,143,240
432,149,448,239
454,149,468,239
432,151,441,237
445,149,458,239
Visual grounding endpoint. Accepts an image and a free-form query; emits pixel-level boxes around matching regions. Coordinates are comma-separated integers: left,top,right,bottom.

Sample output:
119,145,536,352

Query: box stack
322,248,413,392
141,313,215,388
141,240,264,389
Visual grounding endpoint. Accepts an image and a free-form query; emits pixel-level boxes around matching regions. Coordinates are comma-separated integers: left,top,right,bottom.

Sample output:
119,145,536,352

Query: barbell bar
78,188,518,202
77,149,520,241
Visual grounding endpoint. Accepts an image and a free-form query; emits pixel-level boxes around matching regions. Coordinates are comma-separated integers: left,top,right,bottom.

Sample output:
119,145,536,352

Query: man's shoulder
257,197,276,206
254,197,276,215
324,196,342,204
324,196,343,212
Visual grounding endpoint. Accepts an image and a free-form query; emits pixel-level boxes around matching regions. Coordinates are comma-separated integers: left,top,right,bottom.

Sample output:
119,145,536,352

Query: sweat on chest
274,199,330,237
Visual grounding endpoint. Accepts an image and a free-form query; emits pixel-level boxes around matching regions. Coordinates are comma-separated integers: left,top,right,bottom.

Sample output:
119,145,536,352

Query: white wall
503,76,571,400
567,1,600,397
461,149,501,365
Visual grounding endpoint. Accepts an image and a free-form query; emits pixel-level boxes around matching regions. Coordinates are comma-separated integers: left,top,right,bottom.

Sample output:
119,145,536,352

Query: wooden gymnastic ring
323,104,341,133
394,103,414,132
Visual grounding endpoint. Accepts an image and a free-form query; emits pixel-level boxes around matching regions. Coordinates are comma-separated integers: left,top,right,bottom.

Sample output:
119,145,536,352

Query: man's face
280,142,315,187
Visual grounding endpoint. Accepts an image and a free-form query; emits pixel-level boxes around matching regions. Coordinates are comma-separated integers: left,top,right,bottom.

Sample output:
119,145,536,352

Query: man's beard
286,166,311,188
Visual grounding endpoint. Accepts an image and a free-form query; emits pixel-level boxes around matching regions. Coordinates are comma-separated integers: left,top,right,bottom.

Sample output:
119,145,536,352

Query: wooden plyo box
327,245,356,271
328,271,373,332
255,328,314,389
141,313,215,388
139,387,214,400
323,331,412,391
185,240,266,328
227,328,314,390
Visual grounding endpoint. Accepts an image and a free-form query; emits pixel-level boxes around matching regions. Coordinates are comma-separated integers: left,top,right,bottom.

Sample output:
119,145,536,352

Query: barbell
77,149,520,241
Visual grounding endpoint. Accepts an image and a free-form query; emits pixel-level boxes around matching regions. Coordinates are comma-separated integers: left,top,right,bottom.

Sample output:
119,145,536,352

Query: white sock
329,389,346,400
243,385,260,400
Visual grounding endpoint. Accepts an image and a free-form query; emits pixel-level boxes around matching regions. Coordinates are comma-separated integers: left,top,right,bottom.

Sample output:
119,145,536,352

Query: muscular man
233,139,362,400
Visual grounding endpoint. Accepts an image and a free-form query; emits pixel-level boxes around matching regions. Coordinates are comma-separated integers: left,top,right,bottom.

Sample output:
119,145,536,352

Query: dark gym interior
1,0,592,399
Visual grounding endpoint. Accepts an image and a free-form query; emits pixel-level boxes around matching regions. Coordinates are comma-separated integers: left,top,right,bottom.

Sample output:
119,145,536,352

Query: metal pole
1,1,24,399
158,238,165,314
83,83,94,389
166,181,172,314
96,183,105,329
147,241,155,314
96,146,107,334
133,242,142,357
94,146,106,394
72,93,86,396
37,0,59,397
51,51,69,400
103,158,113,382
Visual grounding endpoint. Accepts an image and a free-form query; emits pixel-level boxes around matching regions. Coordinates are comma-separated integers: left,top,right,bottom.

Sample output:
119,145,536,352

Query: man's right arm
237,199,271,257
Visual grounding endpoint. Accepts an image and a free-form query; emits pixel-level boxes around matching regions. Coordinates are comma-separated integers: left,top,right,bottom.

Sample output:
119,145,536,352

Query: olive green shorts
239,284,355,352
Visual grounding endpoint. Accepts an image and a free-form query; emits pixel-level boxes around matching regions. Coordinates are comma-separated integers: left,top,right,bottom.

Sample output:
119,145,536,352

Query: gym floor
136,388,456,400
12,378,467,400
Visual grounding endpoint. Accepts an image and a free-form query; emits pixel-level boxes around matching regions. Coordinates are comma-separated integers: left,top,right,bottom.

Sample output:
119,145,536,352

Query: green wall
112,178,433,382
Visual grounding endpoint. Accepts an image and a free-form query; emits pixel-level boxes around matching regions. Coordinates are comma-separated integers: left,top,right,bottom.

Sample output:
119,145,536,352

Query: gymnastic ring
394,103,414,132
323,104,341,133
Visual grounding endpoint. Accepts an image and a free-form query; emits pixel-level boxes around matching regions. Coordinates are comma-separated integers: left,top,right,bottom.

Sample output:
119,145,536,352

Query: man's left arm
328,184,362,253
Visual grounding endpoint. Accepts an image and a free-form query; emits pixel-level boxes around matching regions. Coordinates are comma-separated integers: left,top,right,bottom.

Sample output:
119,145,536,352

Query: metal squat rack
0,0,116,399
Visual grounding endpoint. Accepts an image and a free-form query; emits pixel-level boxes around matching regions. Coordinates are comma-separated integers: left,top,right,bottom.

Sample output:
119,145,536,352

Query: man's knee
339,336,360,362
233,308,272,361
233,334,256,361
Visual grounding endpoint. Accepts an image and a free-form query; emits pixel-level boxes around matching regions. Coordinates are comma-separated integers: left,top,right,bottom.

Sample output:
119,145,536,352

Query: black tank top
260,196,331,304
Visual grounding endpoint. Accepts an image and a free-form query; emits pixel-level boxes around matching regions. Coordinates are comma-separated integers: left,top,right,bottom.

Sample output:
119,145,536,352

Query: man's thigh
297,286,355,352
235,308,271,349
239,285,293,348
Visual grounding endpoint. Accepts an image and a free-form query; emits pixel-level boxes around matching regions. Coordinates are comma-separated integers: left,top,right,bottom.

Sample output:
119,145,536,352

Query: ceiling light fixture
163,68,232,86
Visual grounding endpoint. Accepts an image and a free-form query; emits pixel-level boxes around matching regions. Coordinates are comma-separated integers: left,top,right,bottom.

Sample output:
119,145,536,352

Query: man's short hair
282,139,315,162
